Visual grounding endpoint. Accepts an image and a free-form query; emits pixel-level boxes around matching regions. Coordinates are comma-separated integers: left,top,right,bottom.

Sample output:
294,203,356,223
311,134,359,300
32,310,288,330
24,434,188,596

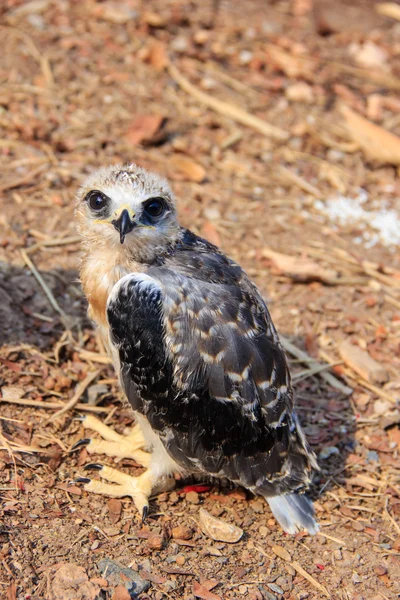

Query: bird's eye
86,190,109,211
143,198,166,219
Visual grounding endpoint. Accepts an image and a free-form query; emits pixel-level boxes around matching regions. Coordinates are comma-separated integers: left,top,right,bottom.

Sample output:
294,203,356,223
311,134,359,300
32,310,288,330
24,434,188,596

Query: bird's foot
76,464,153,519
72,415,175,519
72,414,151,467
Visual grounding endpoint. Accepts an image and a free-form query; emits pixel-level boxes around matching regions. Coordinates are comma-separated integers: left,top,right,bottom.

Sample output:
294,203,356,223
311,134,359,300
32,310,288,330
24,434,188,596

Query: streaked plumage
75,164,319,534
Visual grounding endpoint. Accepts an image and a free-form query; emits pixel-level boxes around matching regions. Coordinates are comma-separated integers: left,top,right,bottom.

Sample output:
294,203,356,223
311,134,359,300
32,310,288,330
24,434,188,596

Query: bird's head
75,164,180,262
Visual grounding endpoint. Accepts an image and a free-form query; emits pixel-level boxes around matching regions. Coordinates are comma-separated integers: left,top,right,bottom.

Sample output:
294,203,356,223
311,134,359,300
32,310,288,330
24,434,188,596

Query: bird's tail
266,493,319,535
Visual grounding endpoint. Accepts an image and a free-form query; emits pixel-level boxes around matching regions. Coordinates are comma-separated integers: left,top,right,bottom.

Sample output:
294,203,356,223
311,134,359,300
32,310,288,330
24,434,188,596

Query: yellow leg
78,466,153,517
72,415,174,519
73,414,150,467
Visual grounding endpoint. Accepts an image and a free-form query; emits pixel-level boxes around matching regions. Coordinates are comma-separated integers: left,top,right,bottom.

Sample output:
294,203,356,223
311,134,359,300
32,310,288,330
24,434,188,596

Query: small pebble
319,446,340,460
186,491,199,504
374,565,387,576
172,526,193,540
175,554,185,566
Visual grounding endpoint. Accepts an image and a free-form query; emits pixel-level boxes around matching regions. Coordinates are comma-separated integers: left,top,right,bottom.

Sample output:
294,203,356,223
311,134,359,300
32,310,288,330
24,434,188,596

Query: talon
84,463,104,471
75,477,92,484
141,505,149,523
72,438,91,450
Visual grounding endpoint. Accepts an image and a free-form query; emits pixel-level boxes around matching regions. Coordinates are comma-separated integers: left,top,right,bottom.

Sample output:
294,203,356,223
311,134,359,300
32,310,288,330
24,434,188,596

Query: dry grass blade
0,164,48,192
262,248,341,285
281,336,353,395
376,2,400,20
291,561,331,598
340,104,400,165
278,165,320,198
330,62,400,91
26,236,81,254
168,62,288,141
73,348,113,365
45,369,100,423
20,249,70,325
0,396,111,414
338,340,389,384
317,532,346,546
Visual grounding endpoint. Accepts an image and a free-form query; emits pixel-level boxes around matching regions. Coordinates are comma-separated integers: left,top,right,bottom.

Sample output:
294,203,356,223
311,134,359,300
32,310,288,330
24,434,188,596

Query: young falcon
74,163,319,535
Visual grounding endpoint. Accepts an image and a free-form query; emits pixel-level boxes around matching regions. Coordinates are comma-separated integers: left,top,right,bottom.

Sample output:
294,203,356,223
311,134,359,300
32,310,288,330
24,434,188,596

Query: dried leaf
124,114,164,146
193,581,222,600
7,581,16,600
107,499,122,524
272,544,292,562
93,2,137,24
170,155,206,183
198,508,243,543
291,561,331,598
338,340,389,384
340,104,400,165
111,585,131,600
146,41,168,71
51,563,99,600
262,248,340,284
266,45,315,79
1,386,25,401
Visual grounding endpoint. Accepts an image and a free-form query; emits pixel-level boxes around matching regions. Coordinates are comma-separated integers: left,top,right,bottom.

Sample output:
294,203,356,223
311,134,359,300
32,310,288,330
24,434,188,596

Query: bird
73,163,319,535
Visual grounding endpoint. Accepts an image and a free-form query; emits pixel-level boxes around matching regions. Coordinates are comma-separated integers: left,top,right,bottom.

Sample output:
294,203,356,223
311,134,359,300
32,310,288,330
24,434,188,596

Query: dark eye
143,198,166,219
86,190,108,211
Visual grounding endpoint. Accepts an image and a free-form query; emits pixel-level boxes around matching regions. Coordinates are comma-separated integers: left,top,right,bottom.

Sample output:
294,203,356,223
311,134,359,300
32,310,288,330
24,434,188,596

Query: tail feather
267,493,319,535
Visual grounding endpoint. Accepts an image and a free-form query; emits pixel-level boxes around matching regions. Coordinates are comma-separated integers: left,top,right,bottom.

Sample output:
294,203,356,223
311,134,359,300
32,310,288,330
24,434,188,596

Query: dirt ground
1,0,400,599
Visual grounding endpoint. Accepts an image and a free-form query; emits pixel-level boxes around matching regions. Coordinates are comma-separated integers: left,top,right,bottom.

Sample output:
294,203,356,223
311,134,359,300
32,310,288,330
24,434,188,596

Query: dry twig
45,369,100,423
168,62,288,141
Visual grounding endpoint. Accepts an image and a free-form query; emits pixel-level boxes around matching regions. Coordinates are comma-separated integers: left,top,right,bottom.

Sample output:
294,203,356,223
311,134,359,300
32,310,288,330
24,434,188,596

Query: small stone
186,491,200,504
171,526,193,540
259,525,270,536
147,534,164,550
250,500,264,514
143,11,166,27
194,30,210,45
87,383,108,405
51,563,100,600
333,549,342,560
374,565,387,576
43,377,56,390
175,554,185,566
319,446,340,460
373,400,391,416
98,559,150,596
169,491,179,504
239,50,253,65
349,41,388,69
267,582,284,594
285,82,314,103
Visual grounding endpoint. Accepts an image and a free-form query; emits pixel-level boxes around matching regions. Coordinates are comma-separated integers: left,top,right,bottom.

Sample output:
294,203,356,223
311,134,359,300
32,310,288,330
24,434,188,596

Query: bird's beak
112,209,136,244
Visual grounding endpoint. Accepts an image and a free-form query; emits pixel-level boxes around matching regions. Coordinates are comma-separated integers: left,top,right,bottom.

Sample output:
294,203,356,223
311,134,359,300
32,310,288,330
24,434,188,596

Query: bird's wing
107,234,317,498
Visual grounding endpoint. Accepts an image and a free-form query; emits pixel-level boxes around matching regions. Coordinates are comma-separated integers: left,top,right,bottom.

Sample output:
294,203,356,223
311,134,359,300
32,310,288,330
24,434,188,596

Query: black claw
74,477,91,484
141,505,149,523
71,438,91,451
84,463,103,471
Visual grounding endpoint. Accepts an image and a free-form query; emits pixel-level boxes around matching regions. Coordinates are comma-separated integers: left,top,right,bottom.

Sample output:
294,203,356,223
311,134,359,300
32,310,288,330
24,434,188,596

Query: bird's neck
80,247,144,327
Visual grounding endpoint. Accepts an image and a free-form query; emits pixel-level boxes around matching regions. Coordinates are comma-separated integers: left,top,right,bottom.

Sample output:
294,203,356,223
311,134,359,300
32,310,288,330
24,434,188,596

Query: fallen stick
281,336,353,395
168,62,288,141
20,249,69,323
45,370,100,423
0,396,110,414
